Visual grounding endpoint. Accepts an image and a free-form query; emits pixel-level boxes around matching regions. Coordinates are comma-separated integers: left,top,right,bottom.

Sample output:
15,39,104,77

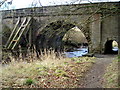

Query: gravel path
80,54,116,88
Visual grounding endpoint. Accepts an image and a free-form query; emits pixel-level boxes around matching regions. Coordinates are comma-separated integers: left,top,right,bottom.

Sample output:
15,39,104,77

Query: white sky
0,0,120,10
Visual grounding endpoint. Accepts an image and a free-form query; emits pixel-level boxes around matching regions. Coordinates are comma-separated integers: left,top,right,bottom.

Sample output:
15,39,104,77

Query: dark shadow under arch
104,40,118,54
35,20,88,53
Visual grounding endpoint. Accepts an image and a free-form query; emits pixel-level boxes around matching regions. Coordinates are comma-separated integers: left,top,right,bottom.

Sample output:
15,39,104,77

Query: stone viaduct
0,2,120,54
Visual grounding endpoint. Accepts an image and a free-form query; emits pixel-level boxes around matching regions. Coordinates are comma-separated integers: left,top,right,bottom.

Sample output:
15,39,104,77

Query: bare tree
0,0,13,7
31,0,42,7
0,0,13,10
0,0,7,7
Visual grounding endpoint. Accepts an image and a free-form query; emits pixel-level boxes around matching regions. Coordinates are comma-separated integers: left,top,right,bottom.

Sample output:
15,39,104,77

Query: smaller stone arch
104,40,118,54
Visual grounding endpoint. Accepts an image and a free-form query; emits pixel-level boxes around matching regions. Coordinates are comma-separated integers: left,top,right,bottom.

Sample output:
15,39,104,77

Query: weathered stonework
1,2,120,53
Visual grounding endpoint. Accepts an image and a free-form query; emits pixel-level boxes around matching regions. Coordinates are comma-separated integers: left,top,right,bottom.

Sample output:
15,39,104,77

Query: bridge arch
104,40,118,54
35,20,89,52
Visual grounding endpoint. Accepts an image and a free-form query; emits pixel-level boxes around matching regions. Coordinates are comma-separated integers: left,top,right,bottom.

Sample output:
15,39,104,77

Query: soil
80,54,116,88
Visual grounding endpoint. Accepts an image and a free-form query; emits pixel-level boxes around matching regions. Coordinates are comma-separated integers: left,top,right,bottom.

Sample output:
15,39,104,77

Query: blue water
63,47,118,58
64,48,88,58
112,47,118,51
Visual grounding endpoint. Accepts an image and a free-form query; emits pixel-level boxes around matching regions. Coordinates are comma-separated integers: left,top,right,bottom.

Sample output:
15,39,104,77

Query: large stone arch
35,20,90,52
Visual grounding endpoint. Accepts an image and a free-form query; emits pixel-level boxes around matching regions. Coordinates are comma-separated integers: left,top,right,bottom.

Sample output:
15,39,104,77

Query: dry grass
103,56,120,88
1,49,95,88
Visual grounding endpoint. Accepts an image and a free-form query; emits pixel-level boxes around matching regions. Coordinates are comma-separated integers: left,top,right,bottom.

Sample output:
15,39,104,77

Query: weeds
24,78,34,85
54,69,67,77
1,49,95,88
103,59,120,88
118,55,120,62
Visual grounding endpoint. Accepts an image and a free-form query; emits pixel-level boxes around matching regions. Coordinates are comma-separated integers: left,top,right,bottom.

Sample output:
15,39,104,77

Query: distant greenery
112,41,118,47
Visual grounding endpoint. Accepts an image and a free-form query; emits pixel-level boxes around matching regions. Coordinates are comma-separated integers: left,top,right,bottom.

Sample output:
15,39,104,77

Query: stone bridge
0,2,120,54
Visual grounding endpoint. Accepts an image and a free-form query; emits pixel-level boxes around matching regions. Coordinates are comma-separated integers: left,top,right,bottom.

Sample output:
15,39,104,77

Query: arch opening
104,40,118,54
36,20,89,57
62,26,88,50
62,26,88,57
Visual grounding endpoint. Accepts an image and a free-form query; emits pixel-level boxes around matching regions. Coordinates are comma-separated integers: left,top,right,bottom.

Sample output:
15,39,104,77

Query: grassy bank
103,56,120,88
1,50,95,88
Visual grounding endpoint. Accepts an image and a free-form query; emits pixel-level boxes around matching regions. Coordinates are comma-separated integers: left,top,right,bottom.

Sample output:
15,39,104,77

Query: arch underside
35,20,90,52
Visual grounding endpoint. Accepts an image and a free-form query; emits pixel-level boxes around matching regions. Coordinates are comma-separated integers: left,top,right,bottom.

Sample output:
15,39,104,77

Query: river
64,47,88,58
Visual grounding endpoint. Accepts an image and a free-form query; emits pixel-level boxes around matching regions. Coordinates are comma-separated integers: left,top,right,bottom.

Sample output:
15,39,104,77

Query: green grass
118,55,120,62
103,57,120,88
24,78,35,85
1,50,95,88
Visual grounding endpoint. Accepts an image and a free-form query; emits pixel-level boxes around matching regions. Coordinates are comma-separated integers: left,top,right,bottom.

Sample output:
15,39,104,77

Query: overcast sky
0,0,120,10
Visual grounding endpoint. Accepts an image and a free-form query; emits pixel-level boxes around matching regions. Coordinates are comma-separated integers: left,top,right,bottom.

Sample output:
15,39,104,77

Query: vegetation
1,50,95,88
103,56,120,88
112,41,118,47
1,0,119,88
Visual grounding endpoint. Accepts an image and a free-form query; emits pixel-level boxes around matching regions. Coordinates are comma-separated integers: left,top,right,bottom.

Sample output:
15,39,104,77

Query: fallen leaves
1,57,95,88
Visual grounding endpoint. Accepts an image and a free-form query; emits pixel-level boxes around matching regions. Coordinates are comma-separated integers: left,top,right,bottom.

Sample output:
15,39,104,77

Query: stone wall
118,14,120,55
0,12,2,47
0,12,2,60
101,15,119,53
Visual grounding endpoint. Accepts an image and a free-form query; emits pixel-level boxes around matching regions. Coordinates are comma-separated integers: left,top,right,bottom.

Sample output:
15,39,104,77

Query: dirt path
80,54,116,88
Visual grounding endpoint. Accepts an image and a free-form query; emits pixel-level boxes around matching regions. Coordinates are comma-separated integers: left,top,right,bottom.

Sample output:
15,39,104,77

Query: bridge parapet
1,2,120,19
